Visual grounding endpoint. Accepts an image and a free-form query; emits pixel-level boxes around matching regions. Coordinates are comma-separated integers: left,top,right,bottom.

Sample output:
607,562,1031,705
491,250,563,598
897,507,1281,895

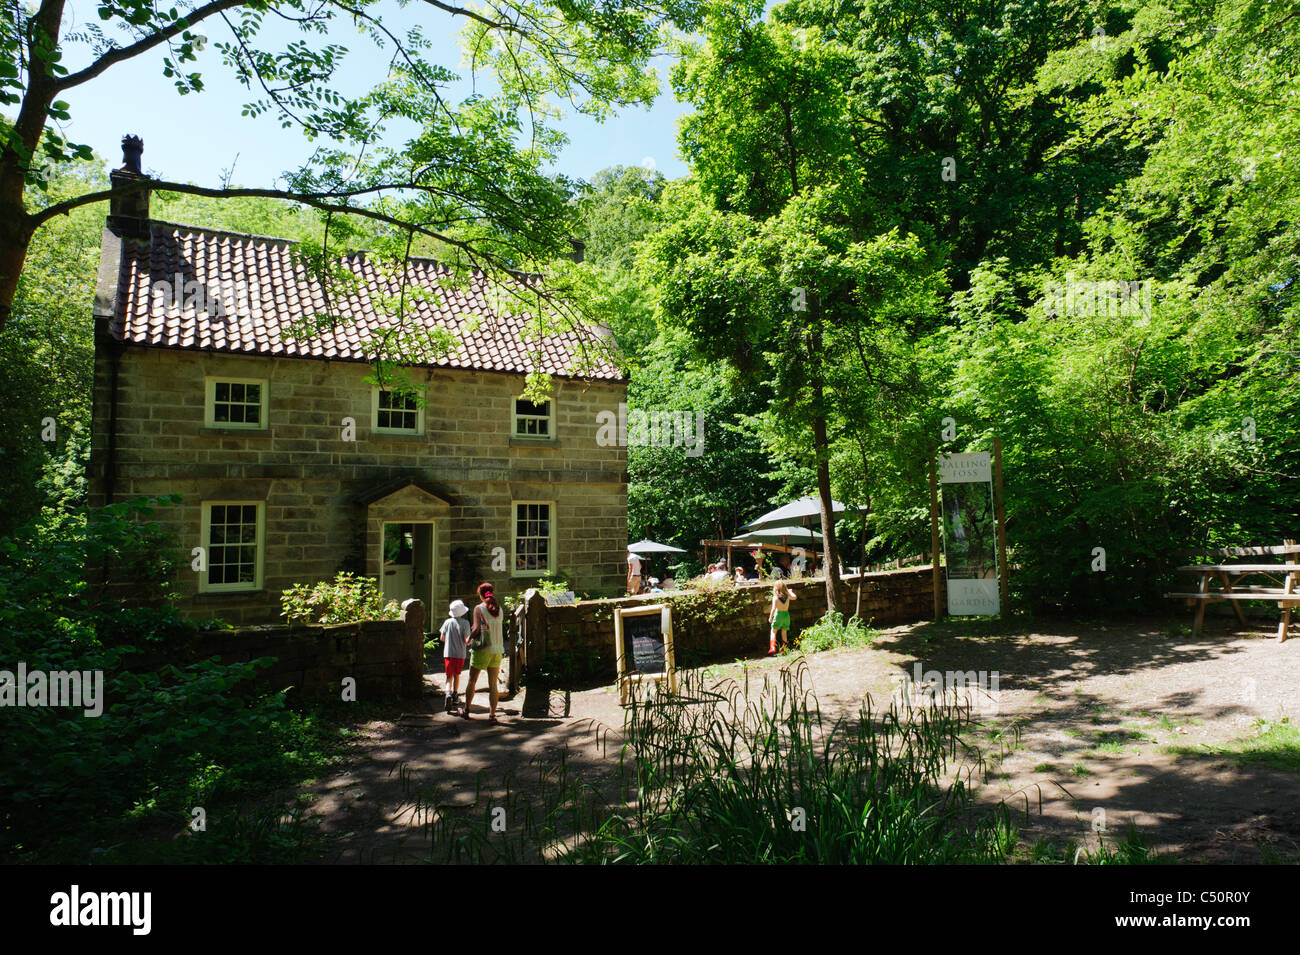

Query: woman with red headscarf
462,582,505,722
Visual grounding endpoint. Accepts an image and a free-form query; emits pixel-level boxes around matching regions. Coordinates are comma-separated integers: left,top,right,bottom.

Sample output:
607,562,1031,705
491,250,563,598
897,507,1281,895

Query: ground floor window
200,501,264,592
512,501,554,575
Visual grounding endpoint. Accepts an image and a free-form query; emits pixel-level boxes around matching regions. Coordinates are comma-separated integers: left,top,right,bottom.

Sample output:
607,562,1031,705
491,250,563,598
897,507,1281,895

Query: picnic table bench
1166,543,1300,642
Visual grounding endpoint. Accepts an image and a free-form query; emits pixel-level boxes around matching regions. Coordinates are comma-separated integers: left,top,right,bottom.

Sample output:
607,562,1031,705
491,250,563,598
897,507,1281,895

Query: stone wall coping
563,566,936,608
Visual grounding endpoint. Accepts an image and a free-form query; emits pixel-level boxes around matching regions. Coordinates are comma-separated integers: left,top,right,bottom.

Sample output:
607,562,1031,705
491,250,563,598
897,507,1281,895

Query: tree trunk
0,213,35,333
812,395,842,614
808,316,841,614
0,0,68,332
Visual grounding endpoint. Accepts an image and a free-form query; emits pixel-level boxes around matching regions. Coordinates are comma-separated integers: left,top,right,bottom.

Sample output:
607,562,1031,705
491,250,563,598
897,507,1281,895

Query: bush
0,497,342,862
281,572,401,625
536,576,572,601
795,611,878,653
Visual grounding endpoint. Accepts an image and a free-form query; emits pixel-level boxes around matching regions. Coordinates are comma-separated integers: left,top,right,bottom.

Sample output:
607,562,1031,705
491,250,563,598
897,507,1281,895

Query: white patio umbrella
731,526,824,545
627,540,688,554
736,496,864,534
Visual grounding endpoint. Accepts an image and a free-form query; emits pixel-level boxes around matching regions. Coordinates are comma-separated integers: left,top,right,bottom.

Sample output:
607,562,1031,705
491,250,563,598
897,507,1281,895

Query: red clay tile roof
109,221,624,380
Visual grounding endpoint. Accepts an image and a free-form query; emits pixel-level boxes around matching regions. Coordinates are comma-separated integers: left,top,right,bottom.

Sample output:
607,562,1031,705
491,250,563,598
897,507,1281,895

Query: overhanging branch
52,0,250,92
31,177,486,253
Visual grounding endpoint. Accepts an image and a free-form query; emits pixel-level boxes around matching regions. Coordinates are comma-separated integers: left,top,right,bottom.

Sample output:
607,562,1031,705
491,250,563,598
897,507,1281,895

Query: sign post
929,457,942,619
939,452,1001,616
993,438,1009,614
614,604,676,705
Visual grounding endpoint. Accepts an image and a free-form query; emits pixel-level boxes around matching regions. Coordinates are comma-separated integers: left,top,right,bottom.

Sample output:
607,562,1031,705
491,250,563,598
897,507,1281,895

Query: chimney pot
121,135,143,173
109,134,151,239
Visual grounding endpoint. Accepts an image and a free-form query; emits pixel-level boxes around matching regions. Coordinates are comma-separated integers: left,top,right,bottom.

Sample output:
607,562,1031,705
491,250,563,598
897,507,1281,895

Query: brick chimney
108,134,151,239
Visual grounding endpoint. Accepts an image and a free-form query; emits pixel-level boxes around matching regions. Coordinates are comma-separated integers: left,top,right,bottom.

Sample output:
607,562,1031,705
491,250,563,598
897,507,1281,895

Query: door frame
378,520,435,616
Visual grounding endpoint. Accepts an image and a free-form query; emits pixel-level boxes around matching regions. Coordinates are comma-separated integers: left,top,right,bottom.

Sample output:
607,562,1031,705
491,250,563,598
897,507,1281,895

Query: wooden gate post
520,588,547,678
507,602,523,696
1281,539,1297,643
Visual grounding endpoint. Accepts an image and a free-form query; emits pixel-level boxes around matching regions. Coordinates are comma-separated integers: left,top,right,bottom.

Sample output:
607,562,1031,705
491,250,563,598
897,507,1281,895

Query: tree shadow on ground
862,613,1300,863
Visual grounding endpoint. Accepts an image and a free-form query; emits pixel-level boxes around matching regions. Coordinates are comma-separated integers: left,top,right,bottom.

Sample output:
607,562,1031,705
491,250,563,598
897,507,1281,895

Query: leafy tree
570,164,779,562
572,164,666,355
0,0,703,336
0,156,101,534
648,6,953,610
950,0,1300,608
152,190,324,242
776,0,1127,293
626,336,778,559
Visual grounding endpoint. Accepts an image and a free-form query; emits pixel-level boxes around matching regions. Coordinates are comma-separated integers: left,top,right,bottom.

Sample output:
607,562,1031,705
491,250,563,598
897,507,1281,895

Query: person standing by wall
462,582,505,722
768,581,797,655
627,551,644,595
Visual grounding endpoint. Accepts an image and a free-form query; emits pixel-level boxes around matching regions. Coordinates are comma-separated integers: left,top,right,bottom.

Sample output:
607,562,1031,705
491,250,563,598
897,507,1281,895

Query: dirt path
795,617,1300,863
303,615,1300,863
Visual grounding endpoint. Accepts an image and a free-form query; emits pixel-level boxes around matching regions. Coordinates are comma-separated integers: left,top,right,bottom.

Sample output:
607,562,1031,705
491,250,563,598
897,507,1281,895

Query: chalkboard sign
614,604,676,705
623,613,665,674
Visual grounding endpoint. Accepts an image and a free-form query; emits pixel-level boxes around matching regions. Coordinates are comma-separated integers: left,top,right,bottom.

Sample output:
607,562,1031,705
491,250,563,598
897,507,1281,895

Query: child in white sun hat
441,599,471,713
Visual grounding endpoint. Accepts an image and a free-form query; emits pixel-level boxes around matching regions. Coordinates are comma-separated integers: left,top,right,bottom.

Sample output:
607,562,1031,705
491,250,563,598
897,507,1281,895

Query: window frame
371,386,426,436
204,376,269,430
510,500,556,578
511,394,556,441
198,500,266,593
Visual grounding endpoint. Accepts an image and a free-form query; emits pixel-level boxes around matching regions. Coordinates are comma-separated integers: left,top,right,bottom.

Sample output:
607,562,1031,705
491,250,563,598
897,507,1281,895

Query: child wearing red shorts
441,599,471,713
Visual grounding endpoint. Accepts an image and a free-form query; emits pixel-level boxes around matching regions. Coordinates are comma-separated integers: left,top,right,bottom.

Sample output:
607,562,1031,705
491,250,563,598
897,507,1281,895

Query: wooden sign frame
938,451,1001,616
614,604,677,705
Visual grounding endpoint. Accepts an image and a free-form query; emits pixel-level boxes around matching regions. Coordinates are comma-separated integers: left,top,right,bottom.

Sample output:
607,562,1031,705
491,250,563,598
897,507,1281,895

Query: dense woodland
1,0,1297,862
6,0,1297,610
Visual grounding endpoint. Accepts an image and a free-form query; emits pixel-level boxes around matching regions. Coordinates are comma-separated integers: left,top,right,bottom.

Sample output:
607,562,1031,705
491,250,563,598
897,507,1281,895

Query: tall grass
412,662,1012,864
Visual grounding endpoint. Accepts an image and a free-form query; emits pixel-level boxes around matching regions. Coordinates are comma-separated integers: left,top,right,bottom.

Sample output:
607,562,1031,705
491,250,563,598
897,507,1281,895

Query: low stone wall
522,568,942,678
131,600,427,700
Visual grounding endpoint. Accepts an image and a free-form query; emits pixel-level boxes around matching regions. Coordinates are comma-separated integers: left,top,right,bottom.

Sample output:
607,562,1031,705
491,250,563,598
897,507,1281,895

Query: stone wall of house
130,600,428,700
523,567,942,678
89,343,629,625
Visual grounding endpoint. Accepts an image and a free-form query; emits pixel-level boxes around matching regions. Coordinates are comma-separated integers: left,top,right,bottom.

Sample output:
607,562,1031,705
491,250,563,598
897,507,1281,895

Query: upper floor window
373,388,424,434
205,378,267,429
513,397,554,439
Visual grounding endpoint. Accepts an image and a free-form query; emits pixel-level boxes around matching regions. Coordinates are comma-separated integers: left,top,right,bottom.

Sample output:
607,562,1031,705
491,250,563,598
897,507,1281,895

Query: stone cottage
87,140,628,626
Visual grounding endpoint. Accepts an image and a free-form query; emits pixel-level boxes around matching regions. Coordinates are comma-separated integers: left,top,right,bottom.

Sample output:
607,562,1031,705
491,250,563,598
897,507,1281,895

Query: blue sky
54,1,692,189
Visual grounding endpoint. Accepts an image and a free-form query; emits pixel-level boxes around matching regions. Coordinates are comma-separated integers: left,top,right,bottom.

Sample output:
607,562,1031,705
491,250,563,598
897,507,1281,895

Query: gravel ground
305,612,1300,863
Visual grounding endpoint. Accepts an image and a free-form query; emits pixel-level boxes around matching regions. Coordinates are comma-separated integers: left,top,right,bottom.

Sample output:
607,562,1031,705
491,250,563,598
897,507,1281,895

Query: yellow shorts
470,650,503,670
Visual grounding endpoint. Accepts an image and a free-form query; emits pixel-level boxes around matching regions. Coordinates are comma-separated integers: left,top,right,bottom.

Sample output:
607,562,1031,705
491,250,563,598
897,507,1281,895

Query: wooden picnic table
1167,562,1300,642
